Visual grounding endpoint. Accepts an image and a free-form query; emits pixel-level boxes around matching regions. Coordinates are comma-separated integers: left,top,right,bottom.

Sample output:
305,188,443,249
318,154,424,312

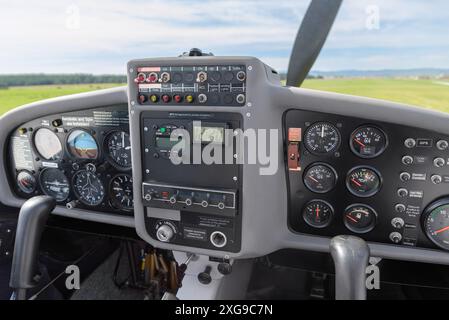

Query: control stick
330,235,370,300
10,196,55,300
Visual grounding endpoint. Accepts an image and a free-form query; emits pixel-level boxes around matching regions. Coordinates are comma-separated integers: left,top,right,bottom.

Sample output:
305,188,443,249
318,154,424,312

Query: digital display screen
193,124,226,144
155,137,179,149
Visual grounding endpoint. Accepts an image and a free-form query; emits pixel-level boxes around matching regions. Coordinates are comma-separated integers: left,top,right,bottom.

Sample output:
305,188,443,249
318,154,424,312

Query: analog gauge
34,128,62,160
304,122,341,155
350,126,387,158
73,170,105,206
302,200,334,228
344,204,377,233
303,163,337,193
39,168,70,202
423,199,449,251
109,174,133,211
67,129,98,159
105,131,132,169
16,170,36,194
346,167,381,197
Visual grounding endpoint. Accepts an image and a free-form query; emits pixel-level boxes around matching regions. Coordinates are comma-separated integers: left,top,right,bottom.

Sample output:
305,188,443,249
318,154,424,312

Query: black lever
10,196,55,300
330,235,370,300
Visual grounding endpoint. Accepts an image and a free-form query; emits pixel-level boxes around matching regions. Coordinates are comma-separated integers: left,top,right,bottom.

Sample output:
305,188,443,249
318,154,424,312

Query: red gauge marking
315,207,320,218
435,225,449,234
346,215,358,223
351,178,363,187
354,139,366,147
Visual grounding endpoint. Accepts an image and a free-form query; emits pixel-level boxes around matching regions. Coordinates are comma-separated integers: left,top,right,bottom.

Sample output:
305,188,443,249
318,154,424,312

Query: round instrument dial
67,129,98,159
109,174,133,211
423,199,449,250
304,122,340,155
105,131,132,170
73,170,105,206
16,170,37,194
34,128,62,160
302,200,334,228
346,167,381,197
344,204,377,233
39,168,70,202
303,163,337,194
350,126,387,158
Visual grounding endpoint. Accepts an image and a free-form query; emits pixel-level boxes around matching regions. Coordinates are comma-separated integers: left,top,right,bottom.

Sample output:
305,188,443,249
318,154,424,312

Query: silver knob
156,224,175,242
434,157,446,168
169,196,177,204
185,198,193,206
404,138,416,148
391,217,405,229
217,202,225,210
144,193,153,201
431,174,443,184
389,232,402,244
402,155,414,165
395,204,406,213
437,140,449,151
201,200,209,208
399,172,411,182
397,188,408,197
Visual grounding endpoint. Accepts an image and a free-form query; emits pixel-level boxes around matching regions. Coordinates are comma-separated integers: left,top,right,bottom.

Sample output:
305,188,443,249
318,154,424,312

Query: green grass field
0,79,448,115
302,78,449,113
0,83,124,115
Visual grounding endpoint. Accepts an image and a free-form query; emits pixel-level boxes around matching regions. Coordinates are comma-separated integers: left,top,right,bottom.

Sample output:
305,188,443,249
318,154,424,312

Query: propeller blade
286,0,343,87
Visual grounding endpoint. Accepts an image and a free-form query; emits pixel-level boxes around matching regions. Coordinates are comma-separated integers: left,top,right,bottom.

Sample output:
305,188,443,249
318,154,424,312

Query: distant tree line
0,74,127,88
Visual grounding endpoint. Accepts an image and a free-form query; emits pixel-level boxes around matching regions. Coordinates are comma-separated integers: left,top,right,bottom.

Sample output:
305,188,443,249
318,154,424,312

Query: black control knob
217,262,232,275
198,266,212,285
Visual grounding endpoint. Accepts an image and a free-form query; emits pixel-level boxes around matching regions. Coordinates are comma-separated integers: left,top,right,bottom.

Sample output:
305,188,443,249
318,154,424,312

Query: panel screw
129,68,134,73
232,176,238,181
247,102,252,107
145,169,150,174
248,66,253,71
131,101,135,106
246,112,251,118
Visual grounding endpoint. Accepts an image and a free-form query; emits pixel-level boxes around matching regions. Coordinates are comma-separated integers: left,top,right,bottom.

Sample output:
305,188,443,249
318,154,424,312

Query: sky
0,0,448,74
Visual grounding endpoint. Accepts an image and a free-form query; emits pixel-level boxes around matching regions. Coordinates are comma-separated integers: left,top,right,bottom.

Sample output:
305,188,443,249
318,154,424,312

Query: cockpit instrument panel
8,105,133,216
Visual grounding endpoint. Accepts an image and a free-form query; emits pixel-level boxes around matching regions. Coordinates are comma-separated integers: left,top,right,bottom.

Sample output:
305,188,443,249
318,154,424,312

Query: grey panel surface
127,56,449,264
0,87,134,228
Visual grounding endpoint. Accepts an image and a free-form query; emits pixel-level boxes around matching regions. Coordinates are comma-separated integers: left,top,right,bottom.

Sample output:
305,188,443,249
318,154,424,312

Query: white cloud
0,0,447,73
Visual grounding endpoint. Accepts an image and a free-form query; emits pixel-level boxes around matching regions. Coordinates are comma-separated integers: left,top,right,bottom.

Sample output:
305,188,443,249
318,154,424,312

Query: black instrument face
302,200,333,228
105,131,132,169
344,204,377,233
67,129,98,160
73,170,105,206
303,163,337,194
423,200,449,251
34,128,63,160
16,170,36,194
109,174,133,211
304,122,340,155
39,168,70,202
346,167,381,197
350,126,387,158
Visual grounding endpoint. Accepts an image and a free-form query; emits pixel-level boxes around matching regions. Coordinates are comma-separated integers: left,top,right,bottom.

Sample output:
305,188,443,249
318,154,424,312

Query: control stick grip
330,235,370,300
10,196,55,298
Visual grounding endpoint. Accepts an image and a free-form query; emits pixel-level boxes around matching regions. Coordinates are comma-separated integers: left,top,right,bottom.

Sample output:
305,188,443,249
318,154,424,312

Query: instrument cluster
285,109,449,252
9,105,134,216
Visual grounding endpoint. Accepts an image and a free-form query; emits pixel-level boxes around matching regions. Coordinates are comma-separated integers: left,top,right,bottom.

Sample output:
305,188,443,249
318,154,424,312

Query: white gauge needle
321,126,325,138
